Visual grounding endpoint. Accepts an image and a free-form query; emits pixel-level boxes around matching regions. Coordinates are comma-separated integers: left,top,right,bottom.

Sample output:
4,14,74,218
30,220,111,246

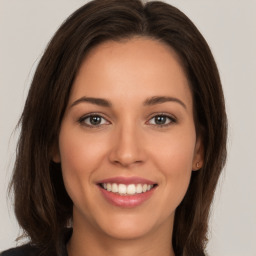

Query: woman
2,0,227,255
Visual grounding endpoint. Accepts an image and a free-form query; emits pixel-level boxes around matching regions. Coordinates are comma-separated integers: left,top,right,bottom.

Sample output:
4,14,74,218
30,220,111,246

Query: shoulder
1,229,71,256
0,244,41,256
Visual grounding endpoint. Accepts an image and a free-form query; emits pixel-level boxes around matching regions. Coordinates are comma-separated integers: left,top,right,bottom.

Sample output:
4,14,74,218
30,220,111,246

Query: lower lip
99,186,156,208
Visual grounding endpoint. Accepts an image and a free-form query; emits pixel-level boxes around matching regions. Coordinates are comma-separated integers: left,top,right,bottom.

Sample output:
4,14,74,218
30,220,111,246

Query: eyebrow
70,96,112,108
70,96,186,109
143,96,187,109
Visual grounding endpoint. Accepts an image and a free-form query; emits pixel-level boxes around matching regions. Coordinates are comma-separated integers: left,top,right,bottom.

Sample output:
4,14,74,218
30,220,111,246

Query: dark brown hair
11,0,227,255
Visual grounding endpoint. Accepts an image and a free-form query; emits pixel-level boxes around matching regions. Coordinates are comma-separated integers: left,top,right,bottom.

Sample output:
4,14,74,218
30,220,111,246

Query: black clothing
1,244,46,256
0,229,71,256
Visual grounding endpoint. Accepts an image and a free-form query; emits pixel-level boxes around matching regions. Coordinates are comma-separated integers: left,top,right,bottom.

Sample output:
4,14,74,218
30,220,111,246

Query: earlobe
51,143,61,163
52,153,61,163
193,161,202,171
192,136,204,171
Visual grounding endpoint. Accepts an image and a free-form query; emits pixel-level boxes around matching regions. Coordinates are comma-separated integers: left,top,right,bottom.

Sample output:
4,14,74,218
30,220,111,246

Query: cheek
151,127,196,172
149,128,196,203
58,125,109,174
57,127,107,202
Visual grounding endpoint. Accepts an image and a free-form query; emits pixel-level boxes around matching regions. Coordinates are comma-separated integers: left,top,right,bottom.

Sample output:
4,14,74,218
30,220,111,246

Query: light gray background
0,0,255,255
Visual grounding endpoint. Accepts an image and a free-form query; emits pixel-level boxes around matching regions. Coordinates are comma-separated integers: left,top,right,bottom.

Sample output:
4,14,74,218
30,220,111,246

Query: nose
108,123,146,168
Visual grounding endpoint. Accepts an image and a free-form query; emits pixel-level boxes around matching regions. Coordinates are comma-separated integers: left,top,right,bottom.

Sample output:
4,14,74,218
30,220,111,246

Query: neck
67,215,175,256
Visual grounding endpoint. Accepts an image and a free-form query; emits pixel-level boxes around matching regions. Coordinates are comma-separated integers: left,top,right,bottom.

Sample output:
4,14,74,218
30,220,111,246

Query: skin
53,37,203,256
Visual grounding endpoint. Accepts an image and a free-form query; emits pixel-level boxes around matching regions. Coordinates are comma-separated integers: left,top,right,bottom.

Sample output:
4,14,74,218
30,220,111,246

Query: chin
103,220,154,240
96,210,173,241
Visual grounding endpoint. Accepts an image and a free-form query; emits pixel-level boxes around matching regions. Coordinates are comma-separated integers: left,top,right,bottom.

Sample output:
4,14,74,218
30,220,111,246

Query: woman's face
54,37,203,240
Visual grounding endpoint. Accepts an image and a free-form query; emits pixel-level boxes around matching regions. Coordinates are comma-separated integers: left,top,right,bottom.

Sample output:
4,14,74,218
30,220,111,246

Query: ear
192,136,204,171
51,141,61,163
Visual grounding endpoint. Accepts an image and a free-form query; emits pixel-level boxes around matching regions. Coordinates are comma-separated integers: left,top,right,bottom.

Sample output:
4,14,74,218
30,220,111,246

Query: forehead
69,37,192,110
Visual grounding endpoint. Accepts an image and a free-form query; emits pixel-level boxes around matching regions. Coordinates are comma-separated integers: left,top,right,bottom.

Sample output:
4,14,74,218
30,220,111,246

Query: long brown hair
11,0,227,255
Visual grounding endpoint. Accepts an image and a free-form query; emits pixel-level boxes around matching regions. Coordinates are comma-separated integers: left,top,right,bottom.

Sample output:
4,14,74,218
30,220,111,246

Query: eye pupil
90,116,101,125
155,116,166,125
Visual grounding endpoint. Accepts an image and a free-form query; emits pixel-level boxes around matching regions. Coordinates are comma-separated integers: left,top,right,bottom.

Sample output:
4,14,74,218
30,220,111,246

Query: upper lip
97,176,157,185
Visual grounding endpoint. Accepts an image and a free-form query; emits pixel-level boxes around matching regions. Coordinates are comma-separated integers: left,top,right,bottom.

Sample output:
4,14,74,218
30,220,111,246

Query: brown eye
89,116,102,125
155,116,168,125
79,114,109,127
148,115,176,126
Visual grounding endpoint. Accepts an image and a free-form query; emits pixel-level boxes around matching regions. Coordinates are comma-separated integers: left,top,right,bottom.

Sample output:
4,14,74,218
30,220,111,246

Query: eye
148,114,176,127
79,114,110,127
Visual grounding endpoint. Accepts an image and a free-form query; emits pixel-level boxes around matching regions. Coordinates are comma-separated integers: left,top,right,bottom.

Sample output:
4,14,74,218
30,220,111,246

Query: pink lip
99,186,156,208
97,176,157,208
97,176,156,185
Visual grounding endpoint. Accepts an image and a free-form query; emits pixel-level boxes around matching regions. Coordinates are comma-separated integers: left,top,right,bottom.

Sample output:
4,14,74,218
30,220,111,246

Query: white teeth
118,184,127,194
136,184,143,194
127,184,136,195
112,183,118,193
102,183,154,195
142,184,148,192
107,183,112,191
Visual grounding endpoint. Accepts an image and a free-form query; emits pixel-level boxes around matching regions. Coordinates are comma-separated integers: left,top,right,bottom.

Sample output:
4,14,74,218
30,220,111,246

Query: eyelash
78,113,177,129
147,113,177,127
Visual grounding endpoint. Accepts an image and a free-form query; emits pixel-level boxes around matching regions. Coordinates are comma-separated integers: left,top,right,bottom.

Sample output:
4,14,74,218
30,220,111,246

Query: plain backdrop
0,0,255,255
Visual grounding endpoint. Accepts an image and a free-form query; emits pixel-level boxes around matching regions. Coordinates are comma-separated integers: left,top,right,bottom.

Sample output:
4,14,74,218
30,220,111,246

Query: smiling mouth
99,183,158,196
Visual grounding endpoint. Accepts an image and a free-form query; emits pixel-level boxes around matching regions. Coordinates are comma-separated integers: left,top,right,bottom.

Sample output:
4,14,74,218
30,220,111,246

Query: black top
0,229,72,256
